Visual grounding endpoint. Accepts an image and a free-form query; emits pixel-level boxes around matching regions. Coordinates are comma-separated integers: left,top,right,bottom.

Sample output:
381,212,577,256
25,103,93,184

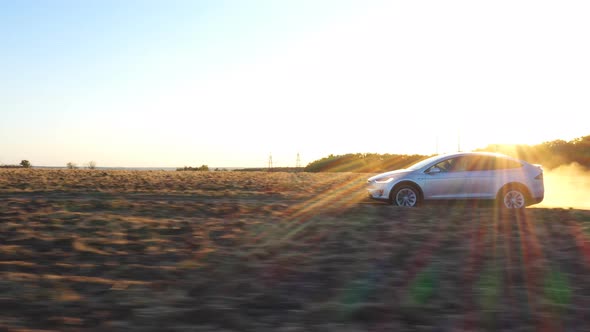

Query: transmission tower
268,153,273,172
295,152,301,171
435,136,439,155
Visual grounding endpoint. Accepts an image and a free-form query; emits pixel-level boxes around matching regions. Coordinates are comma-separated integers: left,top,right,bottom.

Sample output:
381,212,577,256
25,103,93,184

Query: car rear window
467,156,523,171
494,157,523,169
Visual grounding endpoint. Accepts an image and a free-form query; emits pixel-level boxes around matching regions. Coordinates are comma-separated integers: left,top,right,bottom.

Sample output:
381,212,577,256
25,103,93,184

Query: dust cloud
537,163,590,210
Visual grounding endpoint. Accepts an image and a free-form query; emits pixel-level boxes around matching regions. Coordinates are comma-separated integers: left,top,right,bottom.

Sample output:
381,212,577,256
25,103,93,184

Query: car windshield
406,155,441,171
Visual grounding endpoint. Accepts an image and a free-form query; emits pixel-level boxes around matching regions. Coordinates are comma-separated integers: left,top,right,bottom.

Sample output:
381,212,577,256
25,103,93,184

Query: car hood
368,169,413,182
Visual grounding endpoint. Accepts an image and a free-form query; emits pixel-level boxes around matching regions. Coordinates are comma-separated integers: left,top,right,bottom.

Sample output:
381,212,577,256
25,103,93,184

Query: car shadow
421,199,497,209
358,197,499,209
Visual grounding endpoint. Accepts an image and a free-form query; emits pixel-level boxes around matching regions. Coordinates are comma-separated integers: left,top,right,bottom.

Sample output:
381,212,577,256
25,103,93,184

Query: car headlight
374,176,397,183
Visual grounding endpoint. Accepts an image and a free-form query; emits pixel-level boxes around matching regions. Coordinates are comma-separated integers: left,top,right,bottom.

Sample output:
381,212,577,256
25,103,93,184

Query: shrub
177,165,209,172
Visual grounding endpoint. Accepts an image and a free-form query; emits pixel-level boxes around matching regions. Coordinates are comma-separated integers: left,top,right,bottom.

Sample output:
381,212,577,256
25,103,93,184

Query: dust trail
537,163,590,210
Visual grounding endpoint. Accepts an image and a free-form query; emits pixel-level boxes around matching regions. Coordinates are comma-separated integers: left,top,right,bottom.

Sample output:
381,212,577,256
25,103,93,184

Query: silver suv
367,152,544,208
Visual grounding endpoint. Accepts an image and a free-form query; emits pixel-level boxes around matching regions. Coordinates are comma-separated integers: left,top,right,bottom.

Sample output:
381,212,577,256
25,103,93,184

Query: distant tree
176,164,210,172
67,162,78,170
86,161,97,169
20,160,31,168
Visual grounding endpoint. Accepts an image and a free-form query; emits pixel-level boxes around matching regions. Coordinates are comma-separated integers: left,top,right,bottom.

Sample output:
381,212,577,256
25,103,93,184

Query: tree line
0,161,98,169
176,165,210,172
304,135,590,173
476,135,590,169
304,153,427,173
5,135,587,173
0,160,31,168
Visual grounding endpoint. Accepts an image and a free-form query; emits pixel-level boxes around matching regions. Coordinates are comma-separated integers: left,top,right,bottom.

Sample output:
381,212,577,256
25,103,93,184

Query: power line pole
436,136,439,155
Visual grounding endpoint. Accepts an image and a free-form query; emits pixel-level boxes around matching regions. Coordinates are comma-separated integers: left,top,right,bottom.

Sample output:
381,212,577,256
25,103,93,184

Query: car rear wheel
391,185,421,207
499,187,527,209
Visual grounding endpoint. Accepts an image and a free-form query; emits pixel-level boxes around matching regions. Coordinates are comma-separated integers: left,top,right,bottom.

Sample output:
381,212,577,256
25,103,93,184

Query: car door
464,155,496,198
421,156,472,199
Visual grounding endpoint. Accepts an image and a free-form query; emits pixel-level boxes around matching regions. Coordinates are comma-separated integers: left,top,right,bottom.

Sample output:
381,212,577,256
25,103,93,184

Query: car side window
428,156,522,172
494,157,523,169
430,157,467,172
468,156,495,171
431,158,455,172
449,157,470,172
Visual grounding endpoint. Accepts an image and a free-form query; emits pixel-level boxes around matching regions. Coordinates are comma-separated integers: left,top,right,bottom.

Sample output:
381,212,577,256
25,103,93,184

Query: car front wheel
391,185,421,207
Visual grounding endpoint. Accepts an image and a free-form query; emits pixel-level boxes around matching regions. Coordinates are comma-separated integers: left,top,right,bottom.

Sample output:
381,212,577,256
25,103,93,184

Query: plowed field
1,169,590,331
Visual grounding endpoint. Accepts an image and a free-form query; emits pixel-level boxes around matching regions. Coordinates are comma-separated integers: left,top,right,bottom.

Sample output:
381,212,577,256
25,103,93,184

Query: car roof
431,151,526,165
437,151,514,158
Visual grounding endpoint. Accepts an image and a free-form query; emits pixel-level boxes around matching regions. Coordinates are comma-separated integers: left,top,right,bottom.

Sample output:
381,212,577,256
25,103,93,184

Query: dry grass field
1,169,590,331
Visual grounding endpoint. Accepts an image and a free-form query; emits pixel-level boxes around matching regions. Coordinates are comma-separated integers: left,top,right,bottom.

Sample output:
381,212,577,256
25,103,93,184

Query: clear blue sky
1,0,589,167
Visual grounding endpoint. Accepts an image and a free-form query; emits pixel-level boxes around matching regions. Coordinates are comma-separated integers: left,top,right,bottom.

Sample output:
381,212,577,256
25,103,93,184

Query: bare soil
1,169,590,331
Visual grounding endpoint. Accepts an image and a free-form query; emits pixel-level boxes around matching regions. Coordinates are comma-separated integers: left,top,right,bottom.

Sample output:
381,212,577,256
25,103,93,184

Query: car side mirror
427,166,441,174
